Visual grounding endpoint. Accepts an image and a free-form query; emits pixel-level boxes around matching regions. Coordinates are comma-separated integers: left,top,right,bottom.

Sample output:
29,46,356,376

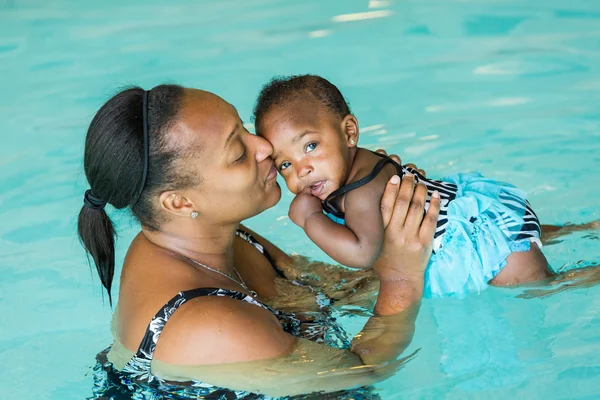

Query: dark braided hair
253,74,351,128
77,84,194,305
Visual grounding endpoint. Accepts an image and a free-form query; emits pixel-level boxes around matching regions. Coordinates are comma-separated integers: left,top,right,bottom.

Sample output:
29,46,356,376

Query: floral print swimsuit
90,229,379,400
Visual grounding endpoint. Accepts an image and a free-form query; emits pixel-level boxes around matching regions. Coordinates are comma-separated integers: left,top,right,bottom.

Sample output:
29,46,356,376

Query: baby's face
257,99,353,200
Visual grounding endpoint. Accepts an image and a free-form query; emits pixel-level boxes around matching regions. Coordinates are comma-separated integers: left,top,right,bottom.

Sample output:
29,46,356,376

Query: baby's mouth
309,180,326,198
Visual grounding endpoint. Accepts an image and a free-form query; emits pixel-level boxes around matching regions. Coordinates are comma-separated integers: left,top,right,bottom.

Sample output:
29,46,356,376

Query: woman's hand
374,149,426,177
377,173,439,279
373,173,440,315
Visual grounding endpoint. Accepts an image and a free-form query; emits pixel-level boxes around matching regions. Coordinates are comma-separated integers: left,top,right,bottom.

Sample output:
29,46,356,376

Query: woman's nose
252,134,273,163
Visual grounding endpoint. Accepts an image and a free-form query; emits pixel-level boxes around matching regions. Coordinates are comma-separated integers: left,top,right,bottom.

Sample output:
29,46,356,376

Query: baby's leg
541,220,600,244
517,264,600,299
489,243,552,286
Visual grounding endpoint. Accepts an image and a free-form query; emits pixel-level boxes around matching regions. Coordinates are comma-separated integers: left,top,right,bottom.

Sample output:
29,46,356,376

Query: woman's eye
305,142,317,153
235,148,246,163
279,162,291,171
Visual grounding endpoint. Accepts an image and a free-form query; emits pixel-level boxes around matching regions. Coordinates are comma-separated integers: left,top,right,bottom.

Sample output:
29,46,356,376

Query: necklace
183,256,257,298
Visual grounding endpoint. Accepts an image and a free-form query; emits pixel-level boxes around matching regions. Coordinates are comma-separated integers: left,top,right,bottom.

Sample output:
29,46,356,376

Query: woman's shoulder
116,236,296,366
152,293,296,365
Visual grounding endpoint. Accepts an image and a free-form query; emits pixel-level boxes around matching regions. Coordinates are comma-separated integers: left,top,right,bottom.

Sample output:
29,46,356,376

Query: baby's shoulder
353,149,398,181
346,151,395,200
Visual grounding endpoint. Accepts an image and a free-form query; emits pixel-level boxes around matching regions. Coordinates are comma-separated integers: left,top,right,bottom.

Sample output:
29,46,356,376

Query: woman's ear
159,191,196,218
341,114,359,147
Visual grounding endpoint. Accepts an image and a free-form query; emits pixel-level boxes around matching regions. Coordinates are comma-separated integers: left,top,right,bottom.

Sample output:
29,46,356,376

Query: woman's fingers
404,163,426,177
375,149,402,166
374,150,426,177
380,175,401,228
381,174,437,236
402,182,428,235
388,173,416,230
419,191,440,244
388,154,401,165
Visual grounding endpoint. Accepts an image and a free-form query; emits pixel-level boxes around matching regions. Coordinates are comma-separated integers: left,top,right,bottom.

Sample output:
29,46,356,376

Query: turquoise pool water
1,0,599,398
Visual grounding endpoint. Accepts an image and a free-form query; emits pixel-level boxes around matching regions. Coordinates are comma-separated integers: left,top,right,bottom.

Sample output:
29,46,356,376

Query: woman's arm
237,223,293,266
154,301,414,397
351,174,439,364
156,175,440,396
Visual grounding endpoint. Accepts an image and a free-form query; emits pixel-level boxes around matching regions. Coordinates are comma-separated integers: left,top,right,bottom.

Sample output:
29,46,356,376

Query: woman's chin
244,183,281,220
267,182,282,208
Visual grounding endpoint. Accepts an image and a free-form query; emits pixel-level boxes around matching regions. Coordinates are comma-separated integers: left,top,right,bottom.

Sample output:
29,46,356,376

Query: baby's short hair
253,74,351,128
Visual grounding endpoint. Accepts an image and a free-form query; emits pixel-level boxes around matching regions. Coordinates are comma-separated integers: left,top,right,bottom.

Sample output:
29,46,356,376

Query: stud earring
350,139,355,145
190,211,199,219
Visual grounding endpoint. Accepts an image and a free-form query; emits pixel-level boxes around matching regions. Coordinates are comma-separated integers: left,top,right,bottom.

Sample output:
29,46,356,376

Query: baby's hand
289,192,323,228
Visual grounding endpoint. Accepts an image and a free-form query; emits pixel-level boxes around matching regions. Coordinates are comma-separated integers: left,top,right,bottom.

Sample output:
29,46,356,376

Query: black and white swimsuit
322,153,460,251
235,228,287,278
321,152,542,297
90,228,379,400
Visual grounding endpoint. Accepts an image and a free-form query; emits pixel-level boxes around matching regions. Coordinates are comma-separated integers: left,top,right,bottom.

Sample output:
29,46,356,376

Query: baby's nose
297,163,312,179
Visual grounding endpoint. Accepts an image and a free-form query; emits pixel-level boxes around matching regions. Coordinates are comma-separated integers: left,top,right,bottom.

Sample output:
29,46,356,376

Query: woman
80,84,441,398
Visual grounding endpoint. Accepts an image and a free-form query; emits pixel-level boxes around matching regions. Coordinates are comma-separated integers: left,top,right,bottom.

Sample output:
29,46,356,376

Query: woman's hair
252,74,351,128
77,84,188,305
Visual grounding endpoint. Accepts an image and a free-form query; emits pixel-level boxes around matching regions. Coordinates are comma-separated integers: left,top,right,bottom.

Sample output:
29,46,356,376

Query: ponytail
79,84,185,305
77,206,116,305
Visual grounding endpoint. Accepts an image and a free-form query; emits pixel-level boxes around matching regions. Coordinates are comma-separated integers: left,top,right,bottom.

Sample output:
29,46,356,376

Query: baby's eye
279,161,291,171
305,142,318,153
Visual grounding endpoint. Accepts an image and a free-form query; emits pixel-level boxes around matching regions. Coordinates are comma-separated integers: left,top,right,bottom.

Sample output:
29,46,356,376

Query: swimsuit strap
123,288,272,381
322,153,403,218
236,227,286,278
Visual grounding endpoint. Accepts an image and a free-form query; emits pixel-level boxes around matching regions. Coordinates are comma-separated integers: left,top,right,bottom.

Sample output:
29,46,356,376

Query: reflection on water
332,10,393,23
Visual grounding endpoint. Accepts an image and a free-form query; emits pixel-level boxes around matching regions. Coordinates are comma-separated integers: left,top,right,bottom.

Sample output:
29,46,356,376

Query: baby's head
253,75,359,200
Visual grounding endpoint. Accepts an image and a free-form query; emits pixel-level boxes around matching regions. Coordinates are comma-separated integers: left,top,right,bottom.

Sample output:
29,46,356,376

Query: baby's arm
289,183,385,269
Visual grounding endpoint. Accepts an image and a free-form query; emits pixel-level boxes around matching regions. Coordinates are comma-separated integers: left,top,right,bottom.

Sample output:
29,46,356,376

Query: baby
253,74,549,297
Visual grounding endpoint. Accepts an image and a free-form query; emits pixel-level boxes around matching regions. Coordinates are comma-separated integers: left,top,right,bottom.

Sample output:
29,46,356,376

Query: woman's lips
309,180,326,197
266,163,277,182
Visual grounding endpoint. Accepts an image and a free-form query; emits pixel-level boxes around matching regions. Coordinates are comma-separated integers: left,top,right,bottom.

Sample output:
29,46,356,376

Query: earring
190,211,199,219
350,139,356,145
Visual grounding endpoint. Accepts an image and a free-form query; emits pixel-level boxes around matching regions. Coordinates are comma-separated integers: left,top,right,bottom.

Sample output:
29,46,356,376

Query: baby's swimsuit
322,153,542,298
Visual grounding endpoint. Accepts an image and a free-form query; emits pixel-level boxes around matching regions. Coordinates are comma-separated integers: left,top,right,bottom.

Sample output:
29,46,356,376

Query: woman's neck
142,221,239,276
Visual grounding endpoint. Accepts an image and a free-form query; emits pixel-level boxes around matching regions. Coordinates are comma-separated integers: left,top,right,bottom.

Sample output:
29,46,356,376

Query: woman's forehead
177,89,238,143
183,89,236,122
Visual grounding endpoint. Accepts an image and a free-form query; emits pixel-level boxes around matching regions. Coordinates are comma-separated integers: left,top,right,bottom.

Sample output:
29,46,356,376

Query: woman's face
173,89,281,225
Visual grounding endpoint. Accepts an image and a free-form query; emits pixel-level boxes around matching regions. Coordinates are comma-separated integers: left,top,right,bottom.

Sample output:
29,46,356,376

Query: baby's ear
342,114,359,147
